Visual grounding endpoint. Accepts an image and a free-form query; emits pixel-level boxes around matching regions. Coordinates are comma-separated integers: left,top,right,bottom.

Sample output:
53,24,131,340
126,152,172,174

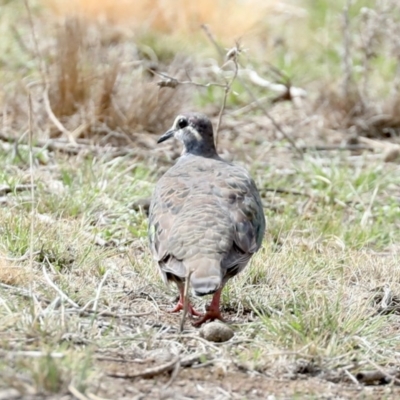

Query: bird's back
149,154,265,295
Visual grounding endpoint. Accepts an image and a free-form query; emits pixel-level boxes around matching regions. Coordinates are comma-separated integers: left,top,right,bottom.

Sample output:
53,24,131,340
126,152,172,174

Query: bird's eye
177,118,188,129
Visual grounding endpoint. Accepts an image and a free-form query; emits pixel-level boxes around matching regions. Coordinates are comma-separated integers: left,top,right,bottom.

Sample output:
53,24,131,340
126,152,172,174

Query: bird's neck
182,140,218,158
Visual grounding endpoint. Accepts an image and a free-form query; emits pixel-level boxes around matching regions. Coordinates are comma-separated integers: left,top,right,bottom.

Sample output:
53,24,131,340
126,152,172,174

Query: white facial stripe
187,126,202,141
173,115,184,129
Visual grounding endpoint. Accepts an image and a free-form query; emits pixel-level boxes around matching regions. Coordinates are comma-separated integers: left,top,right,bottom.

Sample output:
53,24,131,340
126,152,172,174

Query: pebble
199,321,234,342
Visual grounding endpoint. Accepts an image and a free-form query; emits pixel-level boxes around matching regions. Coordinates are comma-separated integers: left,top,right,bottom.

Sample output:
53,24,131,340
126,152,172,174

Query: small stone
383,147,400,163
199,321,234,342
0,389,20,400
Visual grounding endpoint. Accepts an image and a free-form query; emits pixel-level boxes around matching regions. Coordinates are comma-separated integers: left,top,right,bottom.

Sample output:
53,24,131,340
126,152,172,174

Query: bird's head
157,113,217,157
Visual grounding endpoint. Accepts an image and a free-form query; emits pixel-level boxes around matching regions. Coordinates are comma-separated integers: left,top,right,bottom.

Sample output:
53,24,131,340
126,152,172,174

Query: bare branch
106,356,180,379
214,43,241,150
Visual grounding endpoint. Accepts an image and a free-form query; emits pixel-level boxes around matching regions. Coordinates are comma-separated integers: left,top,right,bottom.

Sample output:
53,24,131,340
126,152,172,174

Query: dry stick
92,269,111,313
23,0,48,84
27,93,36,315
163,358,181,389
106,356,180,379
201,24,225,59
357,360,400,385
356,368,398,384
0,250,40,262
0,184,37,196
343,368,361,386
0,283,50,304
200,23,231,148
239,77,303,158
80,309,151,319
341,0,353,99
0,297,12,314
0,133,141,158
261,188,310,197
201,24,303,158
360,184,379,227
68,384,90,400
180,270,194,333
24,0,76,143
43,88,76,144
299,144,373,152
0,350,64,359
87,393,112,400
214,45,240,150
154,70,225,89
42,263,80,309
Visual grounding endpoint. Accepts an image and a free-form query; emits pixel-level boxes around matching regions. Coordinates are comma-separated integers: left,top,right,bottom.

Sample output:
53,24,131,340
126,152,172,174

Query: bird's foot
191,307,225,327
167,301,202,317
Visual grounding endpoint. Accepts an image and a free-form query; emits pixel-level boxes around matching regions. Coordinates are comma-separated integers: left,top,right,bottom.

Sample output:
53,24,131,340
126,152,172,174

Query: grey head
157,113,217,157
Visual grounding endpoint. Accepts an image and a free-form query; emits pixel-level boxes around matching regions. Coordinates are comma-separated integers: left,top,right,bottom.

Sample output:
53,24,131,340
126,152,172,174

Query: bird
148,112,265,326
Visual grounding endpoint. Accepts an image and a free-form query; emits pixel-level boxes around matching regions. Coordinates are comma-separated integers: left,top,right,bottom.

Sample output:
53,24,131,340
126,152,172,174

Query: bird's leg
192,287,224,327
167,285,202,317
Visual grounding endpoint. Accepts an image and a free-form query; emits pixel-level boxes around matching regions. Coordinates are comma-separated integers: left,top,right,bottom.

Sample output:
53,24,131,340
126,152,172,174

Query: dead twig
201,24,225,59
356,368,399,384
180,270,194,333
92,269,111,313
0,184,37,196
341,0,353,98
369,360,400,385
343,368,361,386
96,356,147,364
42,262,80,309
68,384,89,400
180,353,212,368
163,358,181,389
299,144,373,152
154,71,225,89
87,393,112,400
0,350,64,359
80,309,151,318
0,134,141,158
238,76,303,157
0,283,50,304
106,356,180,379
360,184,379,227
261,188,311,197
214,43,240,150
241,69,307,105
201,24,303,157
23,0,48,84
43,87,76,144
27,92,36,314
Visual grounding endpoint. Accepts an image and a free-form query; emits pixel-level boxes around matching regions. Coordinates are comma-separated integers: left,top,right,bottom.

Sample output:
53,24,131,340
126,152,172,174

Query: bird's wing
216,167,265,278
148,173,189,263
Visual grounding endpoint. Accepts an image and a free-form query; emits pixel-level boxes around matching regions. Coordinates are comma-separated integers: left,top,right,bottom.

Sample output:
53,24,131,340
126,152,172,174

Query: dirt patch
93,358,400,399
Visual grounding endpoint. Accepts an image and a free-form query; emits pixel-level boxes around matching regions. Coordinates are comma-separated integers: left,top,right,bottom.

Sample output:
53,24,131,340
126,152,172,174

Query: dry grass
1,124,400,397
44,0,297,42
1,13,191,142
47,18,192,137
310,0,400,138
0,257,29,286
1,0,400,399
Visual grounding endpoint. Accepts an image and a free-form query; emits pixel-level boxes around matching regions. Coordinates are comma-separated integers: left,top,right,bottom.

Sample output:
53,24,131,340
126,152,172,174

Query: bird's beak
157,128,175,144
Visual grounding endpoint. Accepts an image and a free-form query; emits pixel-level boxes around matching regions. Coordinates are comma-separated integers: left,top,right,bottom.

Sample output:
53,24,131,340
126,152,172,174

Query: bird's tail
184,258,222,297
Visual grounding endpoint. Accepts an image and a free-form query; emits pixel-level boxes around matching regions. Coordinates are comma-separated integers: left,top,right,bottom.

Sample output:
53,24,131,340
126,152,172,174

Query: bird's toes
191,310,225,327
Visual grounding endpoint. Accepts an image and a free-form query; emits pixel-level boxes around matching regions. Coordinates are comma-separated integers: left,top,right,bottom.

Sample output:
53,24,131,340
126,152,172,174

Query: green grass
1,0,400,398
3,142,398,396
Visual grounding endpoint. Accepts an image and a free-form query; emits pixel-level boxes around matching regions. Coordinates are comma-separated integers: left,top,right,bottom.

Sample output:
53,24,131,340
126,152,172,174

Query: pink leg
192,287,225,327
167,286,202,317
